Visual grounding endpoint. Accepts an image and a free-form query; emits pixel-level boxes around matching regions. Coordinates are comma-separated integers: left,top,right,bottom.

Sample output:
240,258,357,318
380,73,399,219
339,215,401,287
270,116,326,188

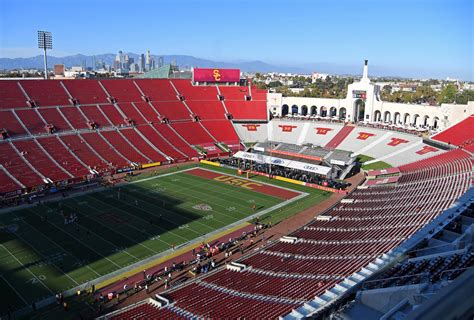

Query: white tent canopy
233,151,331,176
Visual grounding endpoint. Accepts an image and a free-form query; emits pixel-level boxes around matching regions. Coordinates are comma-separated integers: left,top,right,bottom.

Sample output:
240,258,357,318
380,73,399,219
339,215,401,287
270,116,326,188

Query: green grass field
0,165,329,315
356,154,392,171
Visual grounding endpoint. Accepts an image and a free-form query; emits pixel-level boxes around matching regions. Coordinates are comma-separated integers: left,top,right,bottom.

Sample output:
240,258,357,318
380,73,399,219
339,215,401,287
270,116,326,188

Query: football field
0,166,310,313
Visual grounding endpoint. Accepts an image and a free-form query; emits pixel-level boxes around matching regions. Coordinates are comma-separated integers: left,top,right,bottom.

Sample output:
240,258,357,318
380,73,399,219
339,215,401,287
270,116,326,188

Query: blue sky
0,0,472,80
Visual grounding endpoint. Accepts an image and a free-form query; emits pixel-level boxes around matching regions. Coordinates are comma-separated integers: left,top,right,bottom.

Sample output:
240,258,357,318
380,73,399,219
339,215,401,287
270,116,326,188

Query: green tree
438,84,457,104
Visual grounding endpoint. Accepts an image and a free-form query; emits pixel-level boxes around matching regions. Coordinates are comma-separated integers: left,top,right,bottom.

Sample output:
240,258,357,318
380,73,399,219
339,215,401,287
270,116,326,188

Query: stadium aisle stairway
325,125,355,149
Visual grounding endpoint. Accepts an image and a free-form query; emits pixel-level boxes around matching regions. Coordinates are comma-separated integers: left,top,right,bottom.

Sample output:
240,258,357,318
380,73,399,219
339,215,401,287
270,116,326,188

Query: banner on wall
233,151,331,176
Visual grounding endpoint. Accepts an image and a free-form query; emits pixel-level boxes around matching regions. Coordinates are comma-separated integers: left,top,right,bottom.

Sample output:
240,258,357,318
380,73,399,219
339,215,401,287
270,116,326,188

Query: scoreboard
352,90,367,100
193,68,240,83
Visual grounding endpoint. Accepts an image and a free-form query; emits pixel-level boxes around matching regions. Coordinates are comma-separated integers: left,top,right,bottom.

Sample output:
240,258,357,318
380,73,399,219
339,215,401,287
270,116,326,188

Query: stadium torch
38,31,52,79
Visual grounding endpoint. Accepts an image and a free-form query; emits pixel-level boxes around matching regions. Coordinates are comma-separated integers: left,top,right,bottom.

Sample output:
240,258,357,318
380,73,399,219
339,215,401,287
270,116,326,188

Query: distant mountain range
1,53,459,80
0,53,308,74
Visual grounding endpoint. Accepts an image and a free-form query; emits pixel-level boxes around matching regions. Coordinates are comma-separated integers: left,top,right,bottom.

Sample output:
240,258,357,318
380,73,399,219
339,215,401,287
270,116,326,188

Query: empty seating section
218,85,249,100
167,283,297,319
19,80,71,106
80,132,129,168
0,80,27,109
99,79,143,102
134,79,178,101
15,109,46,134
62,80,108,105
153,124,199,158
202,269,336,301
132,102,160,122
37,137,90,177
139,148,471,319
172,80,218,100
0,79,250,193
150,101,191,121
120,128,167,162
201,120,240,143
100,130,148,164
116,103,147,125
0,169,20,193
59,135,109,172
13,140,71,182
170,122,215,145
225,100,267,120
99,104,125,126
251,86,267,100
137,125,185,160
431,115,474,147
80,105,112,128
37,108,72,131
0,110,28,136
185,101,226,120
59,107,89,129
109,303,186,320
0,143,44,187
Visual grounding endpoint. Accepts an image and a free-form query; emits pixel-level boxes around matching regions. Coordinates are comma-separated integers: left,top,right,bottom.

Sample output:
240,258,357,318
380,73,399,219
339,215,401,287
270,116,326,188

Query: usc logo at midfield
213,69,221,81
213,176,262,190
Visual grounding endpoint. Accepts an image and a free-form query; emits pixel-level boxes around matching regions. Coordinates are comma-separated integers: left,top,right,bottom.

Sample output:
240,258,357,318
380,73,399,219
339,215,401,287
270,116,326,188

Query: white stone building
268,60,474,131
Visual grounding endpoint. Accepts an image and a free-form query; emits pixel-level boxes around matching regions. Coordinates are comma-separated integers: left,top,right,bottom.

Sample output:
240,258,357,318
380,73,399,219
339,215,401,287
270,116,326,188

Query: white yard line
24,214,123,269
20,214,101,277
0,244,54,294
1,275,29,305
13,231,80,286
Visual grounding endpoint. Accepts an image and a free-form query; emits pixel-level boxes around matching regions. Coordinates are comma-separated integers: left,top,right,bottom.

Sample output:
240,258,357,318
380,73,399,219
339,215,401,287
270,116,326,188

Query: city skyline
0,0,472,80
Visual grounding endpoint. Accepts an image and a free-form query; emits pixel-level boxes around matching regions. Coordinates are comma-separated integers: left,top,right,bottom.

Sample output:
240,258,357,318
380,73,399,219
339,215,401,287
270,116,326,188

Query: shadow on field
0,181,205,310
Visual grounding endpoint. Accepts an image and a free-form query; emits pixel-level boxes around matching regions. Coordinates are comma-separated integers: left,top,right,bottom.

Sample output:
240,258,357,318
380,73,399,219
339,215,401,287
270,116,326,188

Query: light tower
37,31,52,79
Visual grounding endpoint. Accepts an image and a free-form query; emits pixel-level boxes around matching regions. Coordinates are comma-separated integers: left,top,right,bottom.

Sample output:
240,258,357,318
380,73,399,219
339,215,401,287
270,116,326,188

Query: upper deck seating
80,105,112,128
19,80,71,107
185,101,226,120
150,101,191,121
0,80,27,109
58,107,89,130
0,110,29,137
62,80,108,105
15,109,47,135
134,79,178,101
225,101,267,120
116,103,148,125
218,85,249,100
37,108,73,132
99,79,143,103
172,80,218,100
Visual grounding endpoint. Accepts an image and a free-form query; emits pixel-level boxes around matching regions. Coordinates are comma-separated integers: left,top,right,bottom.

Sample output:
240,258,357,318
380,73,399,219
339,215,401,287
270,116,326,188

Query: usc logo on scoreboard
387,138,409,146
193,68,240,82
357,132,375,140
278,125,298,132
213,176,262,190
213,69,221,81
315,127,333,135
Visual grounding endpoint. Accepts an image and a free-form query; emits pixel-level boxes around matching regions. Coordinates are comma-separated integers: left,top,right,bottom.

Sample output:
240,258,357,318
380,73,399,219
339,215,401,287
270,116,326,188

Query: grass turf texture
0,165,329,315
361,161,392,170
